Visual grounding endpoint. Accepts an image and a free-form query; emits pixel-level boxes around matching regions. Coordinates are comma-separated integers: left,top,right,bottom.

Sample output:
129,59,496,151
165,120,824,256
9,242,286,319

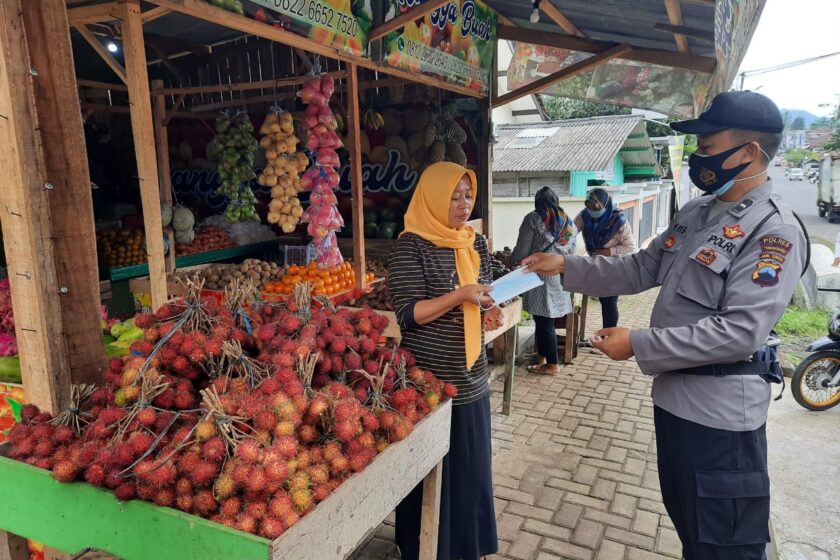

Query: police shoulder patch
752,260,782,287
760,235,792,256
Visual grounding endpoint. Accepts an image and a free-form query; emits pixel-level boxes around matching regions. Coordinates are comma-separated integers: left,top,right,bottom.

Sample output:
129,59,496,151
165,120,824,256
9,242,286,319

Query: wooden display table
0,401,452,560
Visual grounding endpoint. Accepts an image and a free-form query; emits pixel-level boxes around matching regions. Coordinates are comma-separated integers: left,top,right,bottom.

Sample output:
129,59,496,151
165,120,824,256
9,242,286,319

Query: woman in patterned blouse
388,162,503,560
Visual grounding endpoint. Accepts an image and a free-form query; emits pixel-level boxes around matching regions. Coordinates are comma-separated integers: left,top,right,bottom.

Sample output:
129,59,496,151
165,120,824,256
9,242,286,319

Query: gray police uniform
562,180,806,560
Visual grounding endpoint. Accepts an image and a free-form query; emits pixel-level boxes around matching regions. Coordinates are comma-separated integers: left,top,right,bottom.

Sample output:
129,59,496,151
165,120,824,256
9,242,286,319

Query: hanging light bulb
107,41,118,53
530,0,541,23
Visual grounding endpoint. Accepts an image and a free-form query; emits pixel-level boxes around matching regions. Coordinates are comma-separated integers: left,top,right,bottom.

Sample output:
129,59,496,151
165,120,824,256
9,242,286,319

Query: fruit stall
0,0,511,558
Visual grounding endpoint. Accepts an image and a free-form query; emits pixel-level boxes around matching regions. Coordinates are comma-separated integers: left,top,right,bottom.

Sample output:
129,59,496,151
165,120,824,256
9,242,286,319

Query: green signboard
381,0,497,94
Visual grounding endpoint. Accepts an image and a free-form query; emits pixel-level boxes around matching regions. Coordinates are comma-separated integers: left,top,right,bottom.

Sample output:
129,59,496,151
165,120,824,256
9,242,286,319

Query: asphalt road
769,165,839,245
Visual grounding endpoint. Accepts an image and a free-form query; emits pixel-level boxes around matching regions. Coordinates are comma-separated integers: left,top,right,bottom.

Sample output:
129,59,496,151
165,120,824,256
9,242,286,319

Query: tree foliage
791,116,806,131
543,96,631,120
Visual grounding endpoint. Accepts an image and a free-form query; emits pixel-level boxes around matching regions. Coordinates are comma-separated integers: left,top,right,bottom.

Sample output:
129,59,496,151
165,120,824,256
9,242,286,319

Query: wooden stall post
345,63,366,289
120,0,168,309
22,0,106,385
419,461,443,560
0,0,72,413
0,530,27,560
152,79,176,273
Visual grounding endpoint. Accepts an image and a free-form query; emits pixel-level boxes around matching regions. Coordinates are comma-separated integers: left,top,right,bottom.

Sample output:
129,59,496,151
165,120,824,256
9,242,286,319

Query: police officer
523,91,806,560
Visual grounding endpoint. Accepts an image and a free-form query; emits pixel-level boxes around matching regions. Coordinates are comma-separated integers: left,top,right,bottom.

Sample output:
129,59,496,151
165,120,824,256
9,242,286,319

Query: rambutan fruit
322,441,342,462
259,517,286,539
154,411,176,433
235,439,262,464
8,424,31,446
361,411,379,432
231,462,252,486
298,424,319,444
136,482,156,501
72,443,99,470
144,327,160,343
425,391,441,410
391,389,414,410
348,450,372,473
308,464,330,486
113,443,135,468
153,389,177,409
33,458,52,470
313,484,333,503
253,409,277,432
308,395,329,418
272,420,296,438
120,385,141,404
363,360,379,375
194,490,218,516
136,408,157,428
214,474,236,499
376,438,390,453
329,454,350,476
188,348,206,364
291,395,309,416
282,510,301,529
135,313,156,329
114,482,137,501
191,461,220,487
130,432,156,456
51,446,71,464
173,392,197,410
52,460,79,483
33,440,54,458
109,357,125,372
357,432,376,450
154,487,176,508
30,423,53,442
443,383,458,399
246,501,268,520
258,376,281,396
172,355,190,373
282,315,301,335
265,460,290,483
20,404,41,424
391,418,414,442
176,495,194,513
268,492,295,518
256,324,276,343
359,338,377,354
193,419,217,442
290,488,314,512
273,436,299,460
235,514,258,535
274,399,297,422
204,337,223,358
334,419,360,443
245,466,268,493
176,477,193,496
220,497,242,518
132,341,155,356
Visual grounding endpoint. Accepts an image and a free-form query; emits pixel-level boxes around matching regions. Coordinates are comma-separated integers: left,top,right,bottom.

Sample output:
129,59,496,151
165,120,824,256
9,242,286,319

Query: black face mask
688,142,752,196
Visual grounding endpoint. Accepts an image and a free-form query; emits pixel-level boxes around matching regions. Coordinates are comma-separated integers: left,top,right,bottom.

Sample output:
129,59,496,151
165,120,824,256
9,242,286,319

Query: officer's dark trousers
599,296,619,329
654,406,769,560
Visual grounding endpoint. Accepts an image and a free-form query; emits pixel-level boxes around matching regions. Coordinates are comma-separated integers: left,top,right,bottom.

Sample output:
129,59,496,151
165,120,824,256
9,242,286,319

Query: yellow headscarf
402,162,482,370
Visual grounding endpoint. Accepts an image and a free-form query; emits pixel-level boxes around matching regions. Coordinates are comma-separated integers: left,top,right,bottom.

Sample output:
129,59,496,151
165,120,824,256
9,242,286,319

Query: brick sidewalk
357,291,681,560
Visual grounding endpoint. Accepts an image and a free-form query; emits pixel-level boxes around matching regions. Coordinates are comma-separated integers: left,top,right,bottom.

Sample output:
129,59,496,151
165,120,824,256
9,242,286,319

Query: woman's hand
455,284,494,306
483,307,504,331
521,253,564,276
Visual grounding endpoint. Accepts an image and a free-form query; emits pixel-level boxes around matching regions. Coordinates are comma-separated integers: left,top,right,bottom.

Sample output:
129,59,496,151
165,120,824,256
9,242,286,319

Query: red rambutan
245,466,268,493
235,439,262,464
52,460,79,483
246,501,268,520
173,392,196,410
84,464,108,487
257,324,276,342
298,424,319,444
154,487,176,507
34,439,54,458
172,355,190,373
313,484,332,502
334,419,360,443
129,432,156,456
191,461,220,487
114,482,137,501
135,313,156,329
259,517,286,539
253,409,277,431
175,494,194,513
221,497,242,518
176,477,193,496
153,389,177,409
231,463,252,486
214,474,236,499
194,490,218,515
235,514,258,535
265,460,289,483
136,408,157,428
273,436,299,459
290,488,314,512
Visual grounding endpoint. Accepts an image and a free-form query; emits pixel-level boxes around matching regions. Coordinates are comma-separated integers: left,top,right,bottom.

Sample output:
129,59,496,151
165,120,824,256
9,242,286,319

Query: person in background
833,230,840,267
388,161,502,560
511,186,576,374
574,188,635,334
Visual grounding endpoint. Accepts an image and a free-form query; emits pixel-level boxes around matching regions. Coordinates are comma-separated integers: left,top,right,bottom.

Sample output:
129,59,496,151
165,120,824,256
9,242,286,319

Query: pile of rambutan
5,280,456,540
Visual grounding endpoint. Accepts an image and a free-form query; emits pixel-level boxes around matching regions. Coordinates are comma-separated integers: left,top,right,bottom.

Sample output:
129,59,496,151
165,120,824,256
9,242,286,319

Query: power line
737,50,840,89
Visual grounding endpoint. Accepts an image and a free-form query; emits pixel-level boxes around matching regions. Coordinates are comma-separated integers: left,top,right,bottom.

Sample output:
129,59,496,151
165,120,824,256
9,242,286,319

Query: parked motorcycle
791,306,840,411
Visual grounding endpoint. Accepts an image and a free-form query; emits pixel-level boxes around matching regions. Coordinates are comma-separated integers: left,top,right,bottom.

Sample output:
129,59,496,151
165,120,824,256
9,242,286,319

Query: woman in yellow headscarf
388,162,503,560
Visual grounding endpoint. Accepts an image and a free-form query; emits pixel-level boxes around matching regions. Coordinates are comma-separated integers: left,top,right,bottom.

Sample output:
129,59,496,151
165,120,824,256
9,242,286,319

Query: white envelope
488,267,543,305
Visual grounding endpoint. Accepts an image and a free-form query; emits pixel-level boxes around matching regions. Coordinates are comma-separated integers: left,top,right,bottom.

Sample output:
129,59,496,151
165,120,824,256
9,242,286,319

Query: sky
737,0,840,116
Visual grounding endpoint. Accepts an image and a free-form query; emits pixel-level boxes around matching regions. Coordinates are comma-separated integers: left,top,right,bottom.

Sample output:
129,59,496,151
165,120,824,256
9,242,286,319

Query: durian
422,124,437,148
430,141,446,163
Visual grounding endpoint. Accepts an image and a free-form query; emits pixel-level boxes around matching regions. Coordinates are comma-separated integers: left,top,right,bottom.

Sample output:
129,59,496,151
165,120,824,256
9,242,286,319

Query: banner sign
338,149,418,194
668,135,685,197
242,0,373,56
712,0,764,99
382,0,497,94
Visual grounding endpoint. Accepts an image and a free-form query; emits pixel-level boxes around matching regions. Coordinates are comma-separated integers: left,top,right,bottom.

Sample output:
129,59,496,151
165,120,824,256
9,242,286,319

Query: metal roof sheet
493,115,654,173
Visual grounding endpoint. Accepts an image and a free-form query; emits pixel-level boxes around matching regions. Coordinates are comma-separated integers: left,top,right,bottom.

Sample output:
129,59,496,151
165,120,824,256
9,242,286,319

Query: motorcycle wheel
791,351,840,411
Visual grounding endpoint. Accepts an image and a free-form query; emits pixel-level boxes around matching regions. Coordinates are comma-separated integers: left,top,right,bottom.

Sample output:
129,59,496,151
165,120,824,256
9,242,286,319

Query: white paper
489,267,543,305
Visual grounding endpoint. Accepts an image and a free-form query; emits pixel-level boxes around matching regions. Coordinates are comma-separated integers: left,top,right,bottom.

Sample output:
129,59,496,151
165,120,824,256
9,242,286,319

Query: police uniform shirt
562,181,806,432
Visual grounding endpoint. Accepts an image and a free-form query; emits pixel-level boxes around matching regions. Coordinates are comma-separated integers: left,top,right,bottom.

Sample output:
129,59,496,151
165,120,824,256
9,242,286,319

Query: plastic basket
282,245,315,267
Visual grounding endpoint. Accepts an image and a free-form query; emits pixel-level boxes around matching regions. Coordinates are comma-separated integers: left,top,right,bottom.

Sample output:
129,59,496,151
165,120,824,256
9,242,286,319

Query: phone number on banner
268,0,359,36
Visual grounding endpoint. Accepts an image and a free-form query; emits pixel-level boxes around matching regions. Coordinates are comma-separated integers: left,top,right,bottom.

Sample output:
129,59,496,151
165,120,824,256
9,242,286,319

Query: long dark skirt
395,393,498,560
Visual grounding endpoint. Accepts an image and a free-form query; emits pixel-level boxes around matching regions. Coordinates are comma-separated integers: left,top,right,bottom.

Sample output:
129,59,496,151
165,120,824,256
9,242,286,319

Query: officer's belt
673,361,767,377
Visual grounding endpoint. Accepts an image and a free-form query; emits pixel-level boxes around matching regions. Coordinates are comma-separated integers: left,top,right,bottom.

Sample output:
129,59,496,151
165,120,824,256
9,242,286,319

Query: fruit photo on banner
382,0,496,93
239,0,373,57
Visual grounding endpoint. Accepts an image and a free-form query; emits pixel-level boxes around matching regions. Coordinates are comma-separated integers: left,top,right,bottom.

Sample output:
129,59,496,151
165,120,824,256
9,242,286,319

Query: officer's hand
591,249,611,257
521,253,564,276
833,258,840,268
593,328,635,361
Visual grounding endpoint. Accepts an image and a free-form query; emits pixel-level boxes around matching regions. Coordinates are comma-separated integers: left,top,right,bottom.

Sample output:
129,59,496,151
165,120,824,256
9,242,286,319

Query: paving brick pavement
354,291,680,560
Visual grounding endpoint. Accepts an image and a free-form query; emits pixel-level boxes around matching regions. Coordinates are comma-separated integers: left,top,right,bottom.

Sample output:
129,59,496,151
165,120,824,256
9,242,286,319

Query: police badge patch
695,247,717,265
752,261,782,287
722,225,746,239
664,236,676,249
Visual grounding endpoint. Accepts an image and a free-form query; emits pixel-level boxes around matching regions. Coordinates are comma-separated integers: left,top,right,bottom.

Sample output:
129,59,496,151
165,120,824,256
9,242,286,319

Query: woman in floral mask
512,186,576,374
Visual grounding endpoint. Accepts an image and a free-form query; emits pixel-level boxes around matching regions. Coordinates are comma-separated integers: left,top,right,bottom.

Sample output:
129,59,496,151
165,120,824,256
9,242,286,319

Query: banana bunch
364,108,384,131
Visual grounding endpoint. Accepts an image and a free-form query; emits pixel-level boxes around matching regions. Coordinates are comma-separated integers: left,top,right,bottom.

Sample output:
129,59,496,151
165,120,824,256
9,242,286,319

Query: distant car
774,158,782,166
789,168,805,181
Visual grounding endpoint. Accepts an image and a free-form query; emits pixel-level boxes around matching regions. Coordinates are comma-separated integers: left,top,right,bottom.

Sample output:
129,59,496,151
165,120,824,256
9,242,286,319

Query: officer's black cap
671,91,784,135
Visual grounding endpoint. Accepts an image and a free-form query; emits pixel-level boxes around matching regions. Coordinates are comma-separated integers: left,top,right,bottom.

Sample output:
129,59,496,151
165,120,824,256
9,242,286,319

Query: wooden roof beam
497,24,716,73
142,6,171,22
67,2,120,25
369,0,450,41
74,24,127,84
493,44,631,106
540,1,586,38
664,0,690,53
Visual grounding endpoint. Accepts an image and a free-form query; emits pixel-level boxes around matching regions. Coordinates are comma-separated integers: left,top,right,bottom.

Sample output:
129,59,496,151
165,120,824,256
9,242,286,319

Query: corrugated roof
493,115,650,173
